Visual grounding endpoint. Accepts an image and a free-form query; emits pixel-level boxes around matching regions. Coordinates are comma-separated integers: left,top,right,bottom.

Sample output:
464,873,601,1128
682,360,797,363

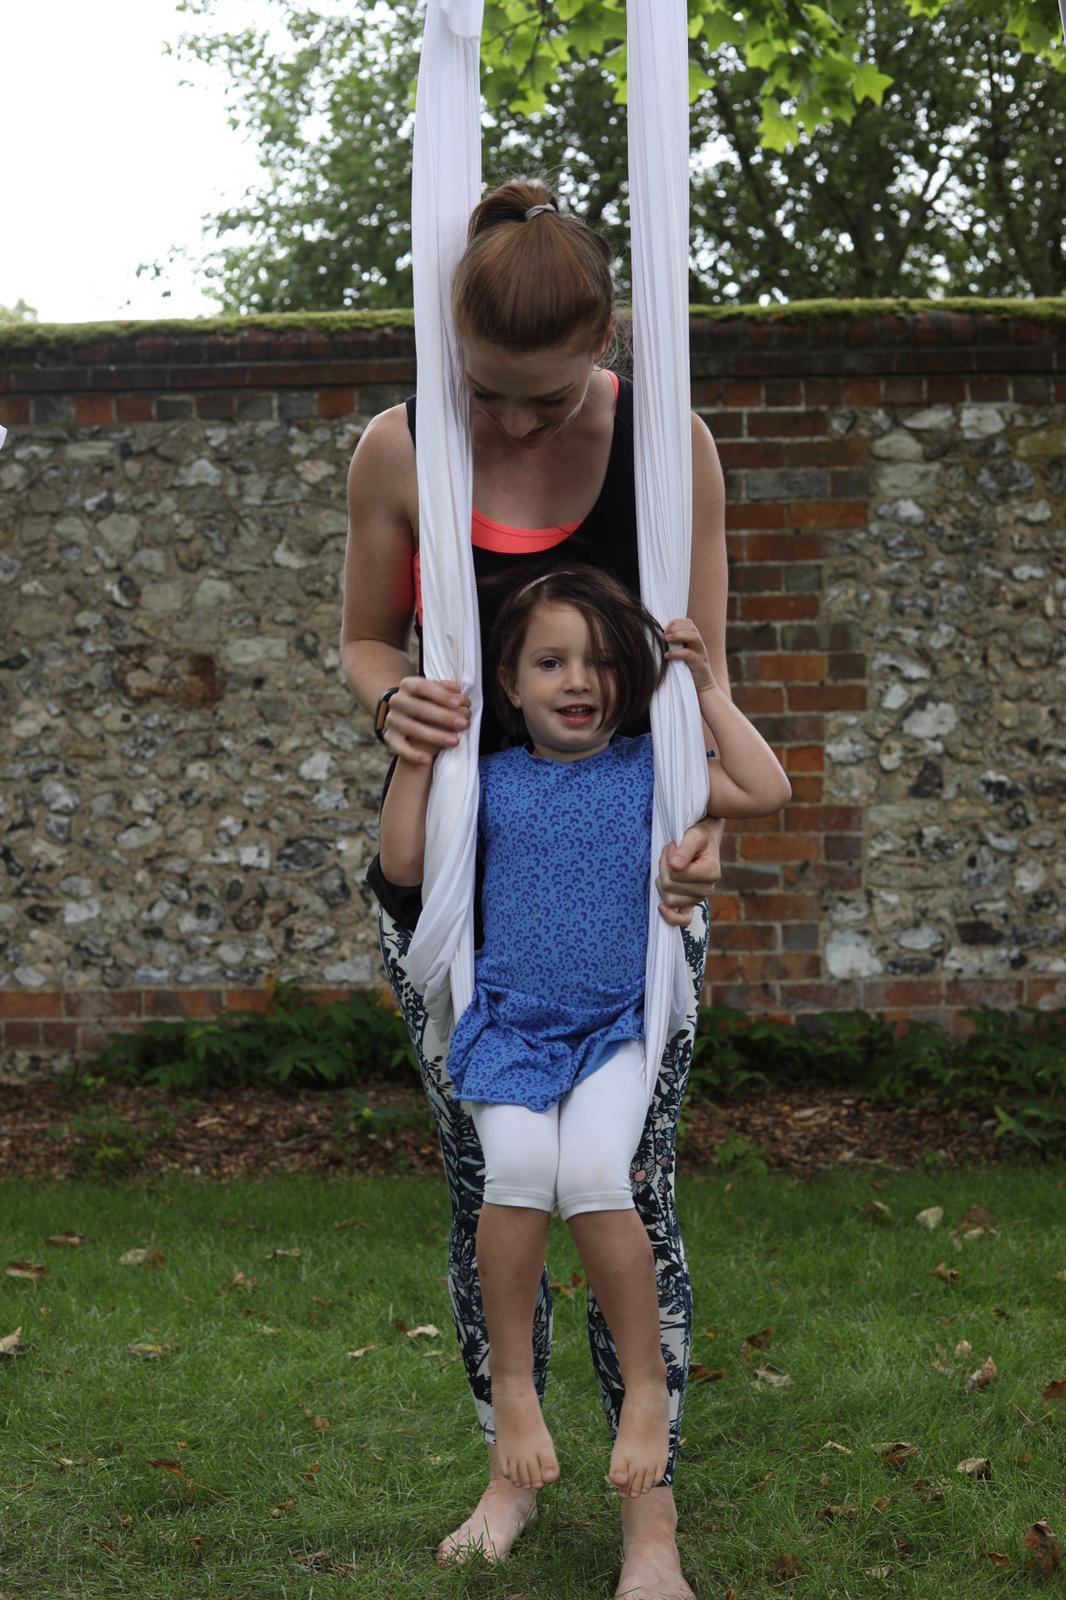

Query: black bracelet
373,686,400,743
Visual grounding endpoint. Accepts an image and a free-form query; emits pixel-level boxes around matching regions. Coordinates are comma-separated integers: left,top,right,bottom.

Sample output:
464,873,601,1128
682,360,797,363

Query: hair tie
523,203,555,221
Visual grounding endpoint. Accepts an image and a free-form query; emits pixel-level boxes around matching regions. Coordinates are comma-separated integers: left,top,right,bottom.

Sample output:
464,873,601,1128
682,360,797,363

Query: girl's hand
385,675,471,766
663,618,715,692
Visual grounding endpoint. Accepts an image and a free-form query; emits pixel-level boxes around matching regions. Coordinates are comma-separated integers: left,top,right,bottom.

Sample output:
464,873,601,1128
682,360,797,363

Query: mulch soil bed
0,1078,1005,1182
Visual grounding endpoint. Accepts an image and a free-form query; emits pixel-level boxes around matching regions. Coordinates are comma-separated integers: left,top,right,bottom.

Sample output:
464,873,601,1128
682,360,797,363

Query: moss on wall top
1,297,1064,365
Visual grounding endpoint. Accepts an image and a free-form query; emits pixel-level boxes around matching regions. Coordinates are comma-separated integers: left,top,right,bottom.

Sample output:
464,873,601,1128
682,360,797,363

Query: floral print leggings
377,901,709,1487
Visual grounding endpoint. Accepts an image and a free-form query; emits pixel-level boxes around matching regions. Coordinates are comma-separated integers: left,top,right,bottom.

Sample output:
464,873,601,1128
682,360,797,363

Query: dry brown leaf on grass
912,1479,945,1503
754,1363,792,1389
1023,1521,1060,1578
820,1440,853,1455
741,1325,774,1355
964,1355,997,1395
865,1566,892,1579
752,1471,774,1494
915,1207,943,1230
775,1553,802,1577
148,1458,226,1500
44,1232,87,1247
5,1262,45,1280
930,1260,959,1284
817,1504,859,1522
0,1328,21,1357
270,1500,295,1518
861,1200,893,1223
1042,1379,1066,1410
689,1364,726,1383
872,1442,920,1469
347,1344,376,1361
955,1339,972,1358
127,1342,175,1359
266,1247,301,1258
550,1270,584,1298
405,1324,441,1339
980,1552,1011,1569
292,1551,356,1574
956,1457,992,1478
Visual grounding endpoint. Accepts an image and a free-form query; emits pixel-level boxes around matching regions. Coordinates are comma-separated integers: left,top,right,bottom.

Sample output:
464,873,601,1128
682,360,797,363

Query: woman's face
460,329,611,450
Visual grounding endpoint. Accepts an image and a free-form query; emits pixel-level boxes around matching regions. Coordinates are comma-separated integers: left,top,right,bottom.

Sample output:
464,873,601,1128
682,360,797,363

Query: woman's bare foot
493,1377,560,1490
435,1471,538,1565
616,1485,695,1599
608,1381,670,1498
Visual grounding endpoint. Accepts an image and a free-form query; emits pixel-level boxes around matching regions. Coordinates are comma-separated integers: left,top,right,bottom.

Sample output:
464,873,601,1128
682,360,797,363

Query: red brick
763,378,803,406
735,685,785,714
739,594,820,622
63,991,143,1019
709,893,742,924
945,979,1025,1007
925,377,969,404
0,397,30,426
116,394,155,422
779,982,861,1011
40,1021,81,1049
880,377,926,404
732,952,822,981
713,924,779,951
755,652,826,683
740,834,821,863
730,564,782,593
717,440,786,469
698,410,744,439
4,1021,41,1047
1026,977,1066,1009
782,439,868,468
825,835,862,862
74,395,115,424
1055,378,1066,405
784,805,862,831
789,500,867,529
784,745,824,773
969,377,1009,402
144,989,225,1019
827,652,866,682
842,378,883,405
748,410,829,438
862,980,944,1009
743,892,821,922
787,775,823,803
224,988,273,1013
805,378,844,405
725,503,788,532
746,532,823,562
788,685,867,712
729,813,785,834
318,388,358,418
722,380,763,406
77,1022,139,1055
0,992,63,1019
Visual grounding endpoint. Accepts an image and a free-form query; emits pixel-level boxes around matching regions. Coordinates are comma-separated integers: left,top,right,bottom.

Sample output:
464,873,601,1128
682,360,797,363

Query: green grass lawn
1,1166,1064,1599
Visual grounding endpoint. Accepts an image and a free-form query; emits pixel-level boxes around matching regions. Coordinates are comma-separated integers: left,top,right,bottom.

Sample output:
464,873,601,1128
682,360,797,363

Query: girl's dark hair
452,179,615,353
488,565,667,747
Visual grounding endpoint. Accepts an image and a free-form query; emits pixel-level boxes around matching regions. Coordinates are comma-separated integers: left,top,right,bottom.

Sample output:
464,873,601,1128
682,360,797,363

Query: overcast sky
1,1,275,322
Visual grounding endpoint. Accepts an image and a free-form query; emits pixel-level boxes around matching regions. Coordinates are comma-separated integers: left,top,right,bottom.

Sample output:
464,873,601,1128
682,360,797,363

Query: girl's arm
664,618,792,819
378,737,440,887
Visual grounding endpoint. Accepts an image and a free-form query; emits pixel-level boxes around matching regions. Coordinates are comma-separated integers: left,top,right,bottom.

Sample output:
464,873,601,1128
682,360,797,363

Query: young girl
378,564,790,1501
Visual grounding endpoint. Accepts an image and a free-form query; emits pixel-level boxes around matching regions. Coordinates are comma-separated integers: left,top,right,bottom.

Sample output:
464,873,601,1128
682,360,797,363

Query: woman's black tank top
405,374,641,756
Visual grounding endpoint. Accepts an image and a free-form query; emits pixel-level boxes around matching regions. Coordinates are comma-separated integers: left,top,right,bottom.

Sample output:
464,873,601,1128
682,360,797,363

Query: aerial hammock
404,0,709,1105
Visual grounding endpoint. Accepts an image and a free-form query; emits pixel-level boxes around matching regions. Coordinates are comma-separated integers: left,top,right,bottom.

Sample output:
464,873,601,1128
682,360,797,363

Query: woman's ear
597,314,618,365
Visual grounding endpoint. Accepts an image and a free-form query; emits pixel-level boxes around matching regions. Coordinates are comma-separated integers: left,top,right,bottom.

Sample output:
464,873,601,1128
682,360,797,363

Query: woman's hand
664,617,717,691
384,675,471,766
656,816,724,926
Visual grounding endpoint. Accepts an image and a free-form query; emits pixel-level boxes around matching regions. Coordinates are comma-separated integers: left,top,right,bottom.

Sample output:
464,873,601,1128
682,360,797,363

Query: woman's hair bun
468,180,560,240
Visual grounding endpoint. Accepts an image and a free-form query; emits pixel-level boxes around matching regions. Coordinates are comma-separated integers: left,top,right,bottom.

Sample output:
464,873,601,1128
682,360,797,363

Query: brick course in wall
1,305,1064,1073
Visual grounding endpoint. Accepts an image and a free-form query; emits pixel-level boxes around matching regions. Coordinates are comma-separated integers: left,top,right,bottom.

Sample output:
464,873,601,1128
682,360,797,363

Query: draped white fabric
627,0,708,1100
404,0,702,1102
402,0,485,1028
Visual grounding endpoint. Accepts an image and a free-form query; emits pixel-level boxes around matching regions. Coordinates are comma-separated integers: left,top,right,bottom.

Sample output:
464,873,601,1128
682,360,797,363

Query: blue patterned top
447,734,653,1112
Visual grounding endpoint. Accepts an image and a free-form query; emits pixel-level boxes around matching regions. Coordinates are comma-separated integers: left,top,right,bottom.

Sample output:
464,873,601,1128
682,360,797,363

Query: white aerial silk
404,0,706,1103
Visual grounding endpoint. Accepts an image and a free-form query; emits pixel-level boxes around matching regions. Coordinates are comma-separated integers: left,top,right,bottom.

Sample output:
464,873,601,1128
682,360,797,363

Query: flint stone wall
0,305,1063,1077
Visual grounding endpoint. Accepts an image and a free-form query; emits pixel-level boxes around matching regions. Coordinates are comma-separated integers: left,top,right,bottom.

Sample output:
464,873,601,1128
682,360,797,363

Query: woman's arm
657,412,729,923
341,408,471,759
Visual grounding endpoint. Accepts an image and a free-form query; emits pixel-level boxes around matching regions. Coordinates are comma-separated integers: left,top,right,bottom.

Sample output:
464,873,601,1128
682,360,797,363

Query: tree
167,0,1066,311
0,299,38,323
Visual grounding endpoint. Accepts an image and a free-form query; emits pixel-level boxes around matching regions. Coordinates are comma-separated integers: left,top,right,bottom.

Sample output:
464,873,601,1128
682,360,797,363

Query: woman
340,179,728,1600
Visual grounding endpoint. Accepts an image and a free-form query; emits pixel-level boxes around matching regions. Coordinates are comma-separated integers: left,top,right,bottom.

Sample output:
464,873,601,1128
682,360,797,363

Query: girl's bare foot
435,1474,538,1565
608,1381,670,1498
493,1377,560,1490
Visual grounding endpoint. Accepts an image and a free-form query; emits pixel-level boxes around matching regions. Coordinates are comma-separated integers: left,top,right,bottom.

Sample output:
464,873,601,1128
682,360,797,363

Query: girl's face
460,326,613,450
502,601,617,761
